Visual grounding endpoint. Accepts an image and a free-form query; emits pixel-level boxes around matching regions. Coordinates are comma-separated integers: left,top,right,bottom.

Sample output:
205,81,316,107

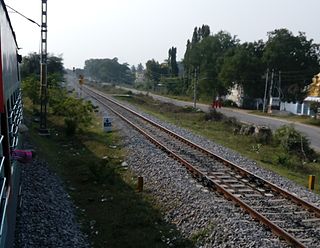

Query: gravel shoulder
14,133,90,248
14,91,320,247
106,95,320,247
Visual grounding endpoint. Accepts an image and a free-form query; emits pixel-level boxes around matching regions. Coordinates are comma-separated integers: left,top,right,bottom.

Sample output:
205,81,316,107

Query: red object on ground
11,150,33,163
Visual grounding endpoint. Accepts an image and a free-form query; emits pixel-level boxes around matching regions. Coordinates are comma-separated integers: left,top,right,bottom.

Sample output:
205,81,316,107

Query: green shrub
203,109,224,121
254,127,273,144
64,118,77,136
223,99,238,107
274,125,315,161
88,160,116,184
54,97,94,135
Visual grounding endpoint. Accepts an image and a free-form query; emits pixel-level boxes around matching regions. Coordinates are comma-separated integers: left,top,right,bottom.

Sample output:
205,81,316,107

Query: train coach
0,1,23,247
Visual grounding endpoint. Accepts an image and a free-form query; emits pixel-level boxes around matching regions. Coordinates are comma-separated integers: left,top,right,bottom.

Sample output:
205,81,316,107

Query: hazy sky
5,0,320,69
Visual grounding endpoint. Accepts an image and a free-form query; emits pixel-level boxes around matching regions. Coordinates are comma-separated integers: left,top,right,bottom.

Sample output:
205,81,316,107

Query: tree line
84,58,135,85
145,25,320,103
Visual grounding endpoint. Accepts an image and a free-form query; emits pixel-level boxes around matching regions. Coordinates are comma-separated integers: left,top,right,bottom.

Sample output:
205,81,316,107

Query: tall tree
168,47,179,76
131,65,136,73
263,29,320,101
21,53,64,80
219,41,265,99
145,59,162,88
84,58,134,84
137,63,144,73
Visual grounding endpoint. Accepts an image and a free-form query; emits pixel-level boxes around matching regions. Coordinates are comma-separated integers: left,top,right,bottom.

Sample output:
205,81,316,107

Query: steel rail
86,86,320,217
84,86,316,247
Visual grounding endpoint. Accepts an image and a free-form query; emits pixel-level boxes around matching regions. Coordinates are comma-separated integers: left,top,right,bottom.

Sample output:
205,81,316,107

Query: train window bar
0,157,5,177
0,193,9,237
9,138,15,149
0,177,6,205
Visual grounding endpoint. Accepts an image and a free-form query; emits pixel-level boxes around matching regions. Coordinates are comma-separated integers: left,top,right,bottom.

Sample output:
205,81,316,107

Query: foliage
21,53,65,111
84,58,135,84
162,77,185,95
145,59,169,90
54,97,94,135
183,27,239,100
254,127,273,144
262,29,320,102
219,41,265,99
137,63,144,73
168,47,179,76
145,59,161,83
203,109,224,121
309,101,320,117
22,74,40,106
179,26,320,103
274,125,315,160
222,99,238,107
21,52,64,78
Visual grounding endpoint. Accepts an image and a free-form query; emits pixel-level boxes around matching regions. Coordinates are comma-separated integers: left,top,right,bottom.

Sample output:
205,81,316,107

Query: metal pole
193,68,197,108
263,68,269,112
39,0,49,134
267,69,274,114
278,70,281,102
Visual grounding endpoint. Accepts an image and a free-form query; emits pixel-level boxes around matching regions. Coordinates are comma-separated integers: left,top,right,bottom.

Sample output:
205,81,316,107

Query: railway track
83,85,320,248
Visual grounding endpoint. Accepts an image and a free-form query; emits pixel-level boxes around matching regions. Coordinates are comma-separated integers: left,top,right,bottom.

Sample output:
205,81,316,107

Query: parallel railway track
83,85,320,248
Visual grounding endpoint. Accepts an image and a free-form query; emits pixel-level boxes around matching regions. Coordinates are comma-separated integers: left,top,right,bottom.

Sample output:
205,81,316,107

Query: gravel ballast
14,92,320,247
100,96,320,247
14,158,90,248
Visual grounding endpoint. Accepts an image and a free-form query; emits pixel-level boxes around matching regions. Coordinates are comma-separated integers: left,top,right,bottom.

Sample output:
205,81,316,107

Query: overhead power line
6,4,40,27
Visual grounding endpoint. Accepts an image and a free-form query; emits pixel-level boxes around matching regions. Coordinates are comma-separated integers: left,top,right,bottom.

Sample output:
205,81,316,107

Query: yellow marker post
308,175,315,190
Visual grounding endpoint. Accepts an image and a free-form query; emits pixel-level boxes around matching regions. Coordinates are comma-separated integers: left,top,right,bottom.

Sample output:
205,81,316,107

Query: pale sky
5,0,320,69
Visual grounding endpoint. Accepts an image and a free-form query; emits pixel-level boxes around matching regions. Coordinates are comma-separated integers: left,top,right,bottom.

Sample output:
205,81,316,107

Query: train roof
0,0,19,47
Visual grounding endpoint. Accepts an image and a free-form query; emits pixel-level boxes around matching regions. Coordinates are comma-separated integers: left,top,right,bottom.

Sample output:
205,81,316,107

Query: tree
197,31,239,99
131,65,137,74
219,41,265,99
145,59,162,89
84,58,135,84
21,53,64,79
21,53,65,111
137,63,144,73
168,47,179,76
263,29,320,102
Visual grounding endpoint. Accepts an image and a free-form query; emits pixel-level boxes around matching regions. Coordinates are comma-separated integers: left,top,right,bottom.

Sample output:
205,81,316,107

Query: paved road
116,86,320,152
64,75,320,151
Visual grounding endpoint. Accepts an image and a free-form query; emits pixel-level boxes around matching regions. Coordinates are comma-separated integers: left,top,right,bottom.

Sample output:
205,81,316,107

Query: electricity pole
193,68,197,108
263,68,269,113
39,0,49,134
267,69,274,114
278,70,281,103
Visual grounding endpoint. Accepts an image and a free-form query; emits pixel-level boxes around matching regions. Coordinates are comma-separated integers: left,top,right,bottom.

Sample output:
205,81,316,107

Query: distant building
225,83,244,107
280,73,320,116
135,71,145,83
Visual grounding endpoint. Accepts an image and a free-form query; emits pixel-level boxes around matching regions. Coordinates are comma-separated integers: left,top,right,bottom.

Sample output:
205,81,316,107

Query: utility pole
263,68,269,113
193,68,197,108
278,70,281,102
267,69,274,114
39,0,49,134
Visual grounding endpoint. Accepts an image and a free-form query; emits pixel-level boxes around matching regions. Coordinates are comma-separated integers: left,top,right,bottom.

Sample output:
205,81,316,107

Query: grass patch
249,110,320,127
111,94,320,194
23,107,192,248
